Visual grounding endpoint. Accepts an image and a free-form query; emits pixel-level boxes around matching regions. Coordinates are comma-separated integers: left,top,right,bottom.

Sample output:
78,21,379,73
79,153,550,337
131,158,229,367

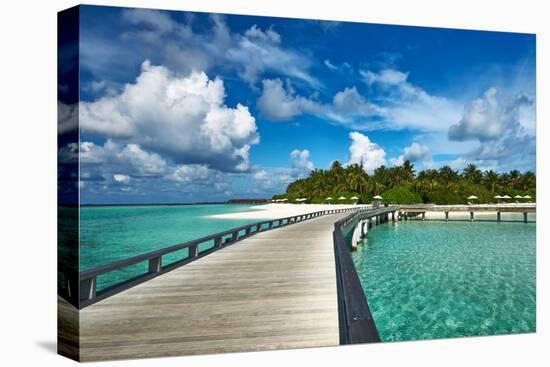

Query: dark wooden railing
59,207,361,309
332,206,398,344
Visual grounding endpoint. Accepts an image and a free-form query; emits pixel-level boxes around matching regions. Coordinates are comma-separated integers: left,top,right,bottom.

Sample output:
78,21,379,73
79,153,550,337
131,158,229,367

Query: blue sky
69,5,536,204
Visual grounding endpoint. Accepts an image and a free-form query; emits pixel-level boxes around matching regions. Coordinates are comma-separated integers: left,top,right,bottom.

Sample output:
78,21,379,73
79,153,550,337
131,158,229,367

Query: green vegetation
274,160,536,205
381,187,422,205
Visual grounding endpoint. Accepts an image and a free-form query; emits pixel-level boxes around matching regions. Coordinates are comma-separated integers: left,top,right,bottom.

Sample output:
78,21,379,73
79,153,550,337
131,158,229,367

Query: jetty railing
59,206,362,309
332,206,398,344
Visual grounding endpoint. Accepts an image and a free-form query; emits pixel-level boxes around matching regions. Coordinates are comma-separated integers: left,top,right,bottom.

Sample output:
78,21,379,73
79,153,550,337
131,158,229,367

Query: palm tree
330,160,344,173
371,179,385,195
346,164,369,195
508,170,521,189
438,165,459,183
388,166,404,188
402,160,416,183
499,172,510,190
373,166,389,188
418,169,440,192
483,170,500,192
520,171,536,191
463,164,482,184
411,179,424,194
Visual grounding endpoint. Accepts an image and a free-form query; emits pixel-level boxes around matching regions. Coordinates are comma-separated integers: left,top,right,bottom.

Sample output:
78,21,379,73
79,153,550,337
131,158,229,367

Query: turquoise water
79,204,263,290
351,219,536,342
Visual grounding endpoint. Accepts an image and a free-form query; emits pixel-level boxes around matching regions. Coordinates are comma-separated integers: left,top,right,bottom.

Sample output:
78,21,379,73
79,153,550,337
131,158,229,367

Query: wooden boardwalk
63,213,348,361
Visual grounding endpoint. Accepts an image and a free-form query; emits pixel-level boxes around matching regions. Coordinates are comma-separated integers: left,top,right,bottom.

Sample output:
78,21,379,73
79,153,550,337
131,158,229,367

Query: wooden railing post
189,244,199,258
148,256,162,273
80,276,97,301
232,230,239,242
215,236,222,248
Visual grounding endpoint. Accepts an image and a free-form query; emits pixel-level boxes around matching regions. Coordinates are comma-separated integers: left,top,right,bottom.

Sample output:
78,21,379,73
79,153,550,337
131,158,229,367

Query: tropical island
273,160,536,205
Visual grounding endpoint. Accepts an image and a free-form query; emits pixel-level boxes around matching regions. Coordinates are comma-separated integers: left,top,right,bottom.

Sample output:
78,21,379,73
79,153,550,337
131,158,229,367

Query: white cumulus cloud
290,149,315,173
257,79,323,120
448,87,532,141
447,87,535,171
347,132,387,174
253,170,269,181
167,164,224,185
58,102,78,135
113,174,130,184
80,61,259,172
79,140,168,179
390,142,431,167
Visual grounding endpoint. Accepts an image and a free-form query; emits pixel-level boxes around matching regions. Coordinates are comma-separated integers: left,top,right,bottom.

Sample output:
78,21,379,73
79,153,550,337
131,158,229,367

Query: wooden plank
70,213,348,361
57,296,79,361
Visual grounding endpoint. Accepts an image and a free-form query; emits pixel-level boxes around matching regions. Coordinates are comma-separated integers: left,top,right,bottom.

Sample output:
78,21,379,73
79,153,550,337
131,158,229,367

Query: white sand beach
209,203,370,219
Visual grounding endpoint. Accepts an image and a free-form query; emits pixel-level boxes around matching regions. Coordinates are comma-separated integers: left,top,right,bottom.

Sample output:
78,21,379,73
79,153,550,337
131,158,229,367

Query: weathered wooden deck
62,212,348,361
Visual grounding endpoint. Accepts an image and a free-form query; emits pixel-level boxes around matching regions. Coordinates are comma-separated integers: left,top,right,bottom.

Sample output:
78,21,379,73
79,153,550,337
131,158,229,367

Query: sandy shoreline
208,203,370,219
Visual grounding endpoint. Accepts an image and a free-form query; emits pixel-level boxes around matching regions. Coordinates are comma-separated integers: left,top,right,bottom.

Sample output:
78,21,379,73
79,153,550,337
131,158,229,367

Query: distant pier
398,204,536,222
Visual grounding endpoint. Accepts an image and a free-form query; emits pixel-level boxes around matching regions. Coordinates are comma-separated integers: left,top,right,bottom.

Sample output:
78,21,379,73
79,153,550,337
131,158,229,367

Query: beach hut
350,196,359,205
372,195,383,207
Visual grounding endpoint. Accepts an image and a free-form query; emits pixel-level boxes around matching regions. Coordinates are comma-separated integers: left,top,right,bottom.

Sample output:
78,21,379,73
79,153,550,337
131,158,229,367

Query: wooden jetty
58,206,397,361
398,204,536,222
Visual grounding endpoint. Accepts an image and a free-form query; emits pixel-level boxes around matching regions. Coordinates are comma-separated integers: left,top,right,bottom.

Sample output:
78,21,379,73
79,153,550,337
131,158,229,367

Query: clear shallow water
351,219,536,342
79,204,262,290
